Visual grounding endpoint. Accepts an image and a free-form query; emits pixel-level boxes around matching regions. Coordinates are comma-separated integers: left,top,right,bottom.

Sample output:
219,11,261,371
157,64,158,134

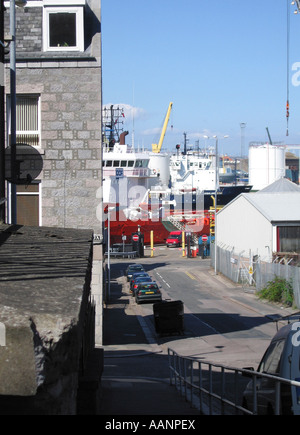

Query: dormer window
43,1,85,52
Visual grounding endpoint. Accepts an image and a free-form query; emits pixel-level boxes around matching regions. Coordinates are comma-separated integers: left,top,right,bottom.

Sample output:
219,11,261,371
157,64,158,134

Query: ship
102,104,251,245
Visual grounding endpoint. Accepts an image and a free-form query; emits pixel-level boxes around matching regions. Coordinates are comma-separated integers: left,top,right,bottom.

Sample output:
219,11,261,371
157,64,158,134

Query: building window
43,6,84,52
7,95,41,148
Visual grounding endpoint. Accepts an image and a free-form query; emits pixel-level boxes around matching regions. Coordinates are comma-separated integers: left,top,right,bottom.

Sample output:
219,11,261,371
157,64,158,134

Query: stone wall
4,0,102,231
4,0,104,346
0,224,101,415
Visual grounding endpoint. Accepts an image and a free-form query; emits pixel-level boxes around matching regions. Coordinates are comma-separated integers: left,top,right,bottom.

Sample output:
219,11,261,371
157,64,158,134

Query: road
111,245,296,369
101,246,298,415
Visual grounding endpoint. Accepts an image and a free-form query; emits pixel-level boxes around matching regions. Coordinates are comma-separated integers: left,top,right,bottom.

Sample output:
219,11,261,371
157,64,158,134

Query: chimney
119,131,129,145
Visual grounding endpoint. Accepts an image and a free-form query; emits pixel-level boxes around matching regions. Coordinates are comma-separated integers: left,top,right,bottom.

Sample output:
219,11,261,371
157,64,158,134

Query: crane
151,102,173,153
292,0,300,13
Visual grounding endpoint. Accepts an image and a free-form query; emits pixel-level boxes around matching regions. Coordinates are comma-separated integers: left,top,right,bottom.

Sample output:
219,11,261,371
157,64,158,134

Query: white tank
249,143,285,190
148,152,170,187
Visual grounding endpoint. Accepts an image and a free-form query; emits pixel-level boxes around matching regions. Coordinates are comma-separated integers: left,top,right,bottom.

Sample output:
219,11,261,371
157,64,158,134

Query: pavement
98,249,298,417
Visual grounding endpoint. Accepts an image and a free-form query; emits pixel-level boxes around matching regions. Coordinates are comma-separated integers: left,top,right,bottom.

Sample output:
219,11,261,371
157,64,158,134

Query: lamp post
107,206,115,301
0,0,5,222
213,135,229,275
9,0,26,224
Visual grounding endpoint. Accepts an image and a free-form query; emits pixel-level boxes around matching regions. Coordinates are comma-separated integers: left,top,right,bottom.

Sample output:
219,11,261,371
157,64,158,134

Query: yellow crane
151,102,173,153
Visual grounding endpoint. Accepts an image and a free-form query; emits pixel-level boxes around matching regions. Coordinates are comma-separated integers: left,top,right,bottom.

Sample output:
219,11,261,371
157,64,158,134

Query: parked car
242,321,300,415
126,264,144,281
131,276,153,295
129,272,150,291
135,282,162,304
166,231,182,247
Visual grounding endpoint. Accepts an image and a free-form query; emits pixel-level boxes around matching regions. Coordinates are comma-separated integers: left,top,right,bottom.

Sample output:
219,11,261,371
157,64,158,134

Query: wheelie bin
153,300,184,335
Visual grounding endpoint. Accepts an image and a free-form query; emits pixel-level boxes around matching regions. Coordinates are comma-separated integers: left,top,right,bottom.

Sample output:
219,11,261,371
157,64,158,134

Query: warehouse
216,178,300,262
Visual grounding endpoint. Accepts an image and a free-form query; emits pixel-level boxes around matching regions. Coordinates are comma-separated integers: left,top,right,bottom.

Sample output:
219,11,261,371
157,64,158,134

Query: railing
103,168,150,178
168,348,300,415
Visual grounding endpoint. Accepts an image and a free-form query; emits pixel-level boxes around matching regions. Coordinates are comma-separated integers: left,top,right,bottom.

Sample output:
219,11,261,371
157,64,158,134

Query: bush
258,276,294,307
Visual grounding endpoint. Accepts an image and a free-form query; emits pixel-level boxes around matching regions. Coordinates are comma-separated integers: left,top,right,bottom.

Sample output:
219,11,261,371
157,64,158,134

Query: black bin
153,300,184,335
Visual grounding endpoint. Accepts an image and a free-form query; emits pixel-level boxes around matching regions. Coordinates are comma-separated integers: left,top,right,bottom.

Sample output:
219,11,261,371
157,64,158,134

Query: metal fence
211,245,300,309
168,348,300,415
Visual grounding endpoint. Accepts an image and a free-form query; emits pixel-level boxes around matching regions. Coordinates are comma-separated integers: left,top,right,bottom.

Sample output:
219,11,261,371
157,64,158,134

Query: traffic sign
116,168,124,179
132,234,139,242
202,235,208,242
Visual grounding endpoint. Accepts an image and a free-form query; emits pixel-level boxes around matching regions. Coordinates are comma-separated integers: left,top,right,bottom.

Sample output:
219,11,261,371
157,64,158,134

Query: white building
216,178,300,261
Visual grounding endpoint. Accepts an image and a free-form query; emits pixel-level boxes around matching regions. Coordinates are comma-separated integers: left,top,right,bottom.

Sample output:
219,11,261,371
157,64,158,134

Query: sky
101,0,300,157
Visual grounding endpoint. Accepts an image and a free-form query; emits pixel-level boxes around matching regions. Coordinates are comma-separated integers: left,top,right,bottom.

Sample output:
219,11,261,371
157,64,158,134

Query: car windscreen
258,339,285,375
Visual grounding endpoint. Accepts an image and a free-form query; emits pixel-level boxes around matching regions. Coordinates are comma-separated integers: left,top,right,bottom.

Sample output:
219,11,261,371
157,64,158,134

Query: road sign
132,234,139,242
202,235,208,242
116,168,123,179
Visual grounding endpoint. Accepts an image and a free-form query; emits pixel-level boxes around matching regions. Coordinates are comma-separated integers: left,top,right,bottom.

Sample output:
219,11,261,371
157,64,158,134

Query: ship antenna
286,0,290,136
132,84,135,149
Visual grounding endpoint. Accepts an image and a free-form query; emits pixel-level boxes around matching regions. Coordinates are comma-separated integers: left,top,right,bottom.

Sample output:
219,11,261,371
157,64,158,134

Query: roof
257,177,300,193
244,192,300,222
219,178,300,223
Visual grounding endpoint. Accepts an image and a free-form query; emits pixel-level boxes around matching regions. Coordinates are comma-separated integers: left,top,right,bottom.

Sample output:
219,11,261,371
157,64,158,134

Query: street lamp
9,0,27,224
213,135,229,275
107,206,115,301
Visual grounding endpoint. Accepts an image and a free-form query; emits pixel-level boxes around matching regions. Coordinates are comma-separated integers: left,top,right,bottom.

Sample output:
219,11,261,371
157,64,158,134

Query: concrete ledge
0,224,95,414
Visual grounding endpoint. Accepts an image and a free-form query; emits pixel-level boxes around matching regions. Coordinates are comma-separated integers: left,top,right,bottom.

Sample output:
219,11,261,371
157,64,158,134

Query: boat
102,105,171,245
102,104,251,245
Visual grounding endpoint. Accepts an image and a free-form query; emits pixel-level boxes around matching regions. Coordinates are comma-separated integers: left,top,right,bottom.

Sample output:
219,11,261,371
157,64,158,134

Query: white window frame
7,94,41,149
43,6,84,52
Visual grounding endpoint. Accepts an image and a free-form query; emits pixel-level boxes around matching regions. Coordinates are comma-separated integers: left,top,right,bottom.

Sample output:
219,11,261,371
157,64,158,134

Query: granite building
4,0,102,231
3,0,104,345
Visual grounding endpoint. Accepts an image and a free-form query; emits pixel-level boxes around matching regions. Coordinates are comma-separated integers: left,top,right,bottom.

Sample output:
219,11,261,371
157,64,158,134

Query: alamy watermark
97,182,205,233
292,63,300,87
291,322,300,347
0,322,6,347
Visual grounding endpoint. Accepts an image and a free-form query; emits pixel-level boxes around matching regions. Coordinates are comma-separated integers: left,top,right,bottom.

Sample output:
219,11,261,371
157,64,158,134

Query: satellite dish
5,143,43,184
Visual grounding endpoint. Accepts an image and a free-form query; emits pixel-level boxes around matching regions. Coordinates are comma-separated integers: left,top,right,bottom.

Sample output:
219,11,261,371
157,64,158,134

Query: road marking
155,271,171,288
185,271,196,280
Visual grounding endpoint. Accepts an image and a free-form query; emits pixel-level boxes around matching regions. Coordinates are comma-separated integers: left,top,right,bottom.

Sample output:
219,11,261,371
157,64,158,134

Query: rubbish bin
153,300,184,335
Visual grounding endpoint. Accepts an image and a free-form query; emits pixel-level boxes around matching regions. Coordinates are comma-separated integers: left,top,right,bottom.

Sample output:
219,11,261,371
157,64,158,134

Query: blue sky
102,0,300,156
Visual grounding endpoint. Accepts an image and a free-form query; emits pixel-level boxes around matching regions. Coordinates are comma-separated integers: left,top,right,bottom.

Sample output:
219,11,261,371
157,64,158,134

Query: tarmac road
99,246,297,416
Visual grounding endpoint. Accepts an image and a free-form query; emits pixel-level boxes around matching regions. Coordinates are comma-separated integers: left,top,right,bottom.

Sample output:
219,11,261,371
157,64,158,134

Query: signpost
132,234,139,242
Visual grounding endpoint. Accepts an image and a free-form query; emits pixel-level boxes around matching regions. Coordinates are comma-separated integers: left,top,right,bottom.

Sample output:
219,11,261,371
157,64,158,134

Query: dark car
126,264,144,281
130,272,151,292
135,282,162,304
242,321,300,415
131,276,153,295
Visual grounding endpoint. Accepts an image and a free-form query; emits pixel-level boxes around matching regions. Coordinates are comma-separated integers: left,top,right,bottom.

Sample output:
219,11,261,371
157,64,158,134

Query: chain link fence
211,245,300,309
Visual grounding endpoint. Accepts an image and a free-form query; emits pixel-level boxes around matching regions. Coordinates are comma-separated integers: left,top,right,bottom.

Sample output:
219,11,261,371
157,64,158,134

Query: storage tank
249,143,285,190
148,152,170,188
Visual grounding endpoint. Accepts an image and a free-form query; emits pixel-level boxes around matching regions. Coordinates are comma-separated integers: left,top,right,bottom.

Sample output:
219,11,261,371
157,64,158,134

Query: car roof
272,322,299,342
131,271,148,276
138,282,158,286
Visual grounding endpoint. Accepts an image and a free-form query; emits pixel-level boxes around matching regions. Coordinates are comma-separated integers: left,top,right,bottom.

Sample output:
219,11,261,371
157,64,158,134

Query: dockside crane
152,102,173,153
292,0,300,13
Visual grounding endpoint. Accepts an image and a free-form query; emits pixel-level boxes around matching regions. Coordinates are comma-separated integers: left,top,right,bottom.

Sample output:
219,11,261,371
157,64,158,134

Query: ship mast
102,105,125,147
